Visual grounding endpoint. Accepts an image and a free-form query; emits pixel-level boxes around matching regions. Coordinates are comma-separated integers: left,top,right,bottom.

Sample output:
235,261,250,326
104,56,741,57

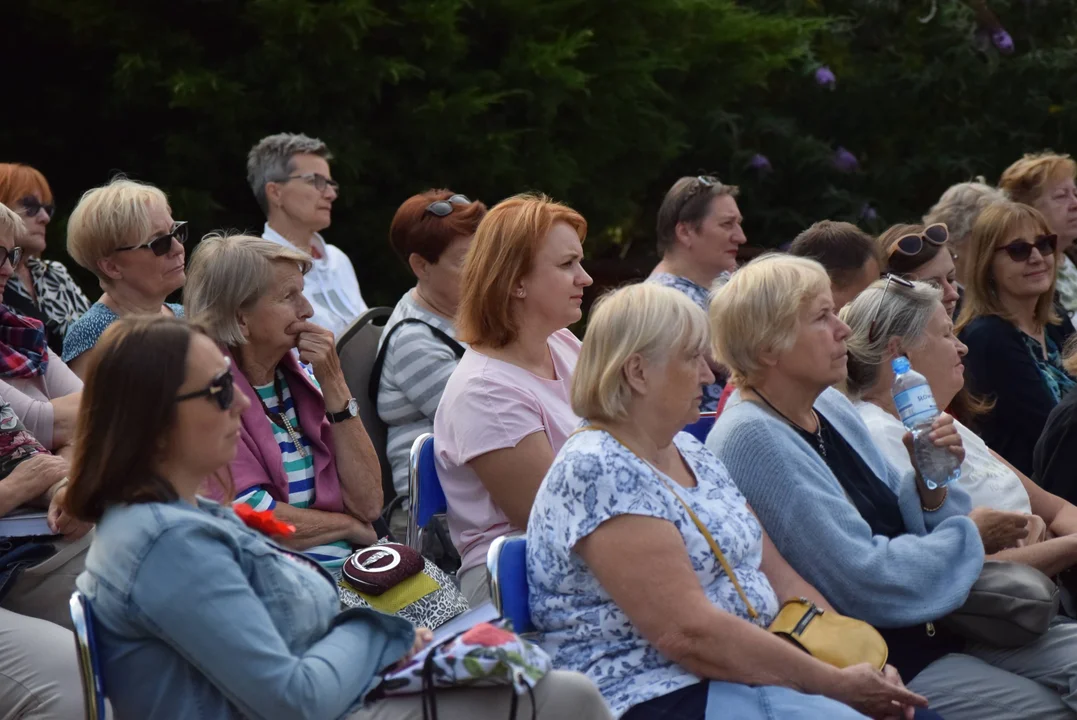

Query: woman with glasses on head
66,314,611,720
376,191,486,531
844,277,1077,580
956,201,1075,476
247,132,367,337
0,205,83,454
0,163,91,354
62,177,187,379
648,175,747,411
879,224,961,319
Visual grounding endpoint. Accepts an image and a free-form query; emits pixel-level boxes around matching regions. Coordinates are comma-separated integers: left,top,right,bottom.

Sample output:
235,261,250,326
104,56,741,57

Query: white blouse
855,399,1032,515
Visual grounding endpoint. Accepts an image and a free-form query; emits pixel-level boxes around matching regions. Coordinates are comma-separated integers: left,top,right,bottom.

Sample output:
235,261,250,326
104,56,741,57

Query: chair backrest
69,591,106,720
406,433,448,549
336,306,395,503
682,411,718,443
487,535,533,633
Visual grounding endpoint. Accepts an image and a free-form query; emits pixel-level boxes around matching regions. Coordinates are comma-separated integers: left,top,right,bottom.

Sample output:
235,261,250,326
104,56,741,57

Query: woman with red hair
433,193,593,606
0,164,90,353
375,191,486,528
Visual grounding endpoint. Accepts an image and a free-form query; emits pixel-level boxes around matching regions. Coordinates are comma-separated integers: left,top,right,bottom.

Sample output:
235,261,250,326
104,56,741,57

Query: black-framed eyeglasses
867,274,917,342
176,360,235,411
0,247,23,270
425,194,471,217
887,223,949,259
16,196,55,219
115,221,188,257
283,173,339,193
995,233,1058,263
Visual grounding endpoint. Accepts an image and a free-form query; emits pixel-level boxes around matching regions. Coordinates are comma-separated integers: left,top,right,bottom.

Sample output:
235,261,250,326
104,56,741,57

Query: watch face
347,398,359,417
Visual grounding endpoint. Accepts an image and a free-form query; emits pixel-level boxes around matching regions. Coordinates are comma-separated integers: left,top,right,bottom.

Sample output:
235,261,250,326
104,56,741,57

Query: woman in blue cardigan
706,254,1077,720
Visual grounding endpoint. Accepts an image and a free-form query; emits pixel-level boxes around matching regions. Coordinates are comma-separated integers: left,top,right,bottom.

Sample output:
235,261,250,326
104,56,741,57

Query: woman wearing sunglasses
845,277,1077,582
62,177,187,379
0,163,91,355
0,205,83,454
999,152,1077,323
956,200,1076,476
185,234,384,572
376,190,485,532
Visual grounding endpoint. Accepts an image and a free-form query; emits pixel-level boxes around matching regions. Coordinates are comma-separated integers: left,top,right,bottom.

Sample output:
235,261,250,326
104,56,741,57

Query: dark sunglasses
887,223,949,259
867,274,917,342
176,361,235,411
16,196,55,219
995,233,1058,262
425,194,471,217
285,172,339,193
0,247,23,270
116,221,188,257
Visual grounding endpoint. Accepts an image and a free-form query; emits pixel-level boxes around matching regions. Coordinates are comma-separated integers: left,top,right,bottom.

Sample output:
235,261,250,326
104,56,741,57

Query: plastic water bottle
890,357,961,490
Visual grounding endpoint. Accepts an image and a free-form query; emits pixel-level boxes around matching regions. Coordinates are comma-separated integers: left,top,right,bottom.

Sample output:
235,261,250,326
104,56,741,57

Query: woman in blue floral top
526,283,927,720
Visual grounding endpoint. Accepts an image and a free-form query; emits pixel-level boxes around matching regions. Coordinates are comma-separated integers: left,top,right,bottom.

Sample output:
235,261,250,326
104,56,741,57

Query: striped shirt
377,290,466,498
236,370,352,569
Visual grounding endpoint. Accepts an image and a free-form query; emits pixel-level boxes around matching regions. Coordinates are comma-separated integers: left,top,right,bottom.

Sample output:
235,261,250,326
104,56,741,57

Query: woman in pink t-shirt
433,193,593,606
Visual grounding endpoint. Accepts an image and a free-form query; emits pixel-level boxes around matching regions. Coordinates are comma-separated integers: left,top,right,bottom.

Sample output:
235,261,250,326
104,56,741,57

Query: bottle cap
891,357,911,374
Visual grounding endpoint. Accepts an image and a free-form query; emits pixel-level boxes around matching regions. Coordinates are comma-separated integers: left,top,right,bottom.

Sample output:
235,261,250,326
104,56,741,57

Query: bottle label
894,383,938,427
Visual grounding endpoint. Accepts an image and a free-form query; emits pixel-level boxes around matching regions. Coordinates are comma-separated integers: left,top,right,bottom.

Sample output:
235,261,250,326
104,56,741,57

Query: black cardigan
959,314,1075,476
1034,390,1077,501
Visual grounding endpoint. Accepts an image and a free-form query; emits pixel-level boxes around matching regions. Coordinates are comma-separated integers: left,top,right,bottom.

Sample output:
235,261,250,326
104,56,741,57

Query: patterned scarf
0,305,49,379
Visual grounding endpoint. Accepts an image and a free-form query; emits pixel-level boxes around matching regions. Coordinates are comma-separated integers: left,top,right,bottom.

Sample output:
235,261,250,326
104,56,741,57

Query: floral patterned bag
376,620,551,719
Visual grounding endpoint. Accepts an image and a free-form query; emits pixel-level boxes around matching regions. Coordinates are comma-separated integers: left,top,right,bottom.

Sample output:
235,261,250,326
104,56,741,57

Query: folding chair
69,590,107,720
487,535,534,633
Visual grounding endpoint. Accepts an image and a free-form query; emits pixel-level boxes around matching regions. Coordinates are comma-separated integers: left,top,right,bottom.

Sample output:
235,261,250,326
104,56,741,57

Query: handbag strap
574,425,759,621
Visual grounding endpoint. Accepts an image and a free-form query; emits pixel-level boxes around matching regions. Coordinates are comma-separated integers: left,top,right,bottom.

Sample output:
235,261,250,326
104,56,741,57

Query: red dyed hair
456,193,587,348
0,163,53,207
389,189,487,266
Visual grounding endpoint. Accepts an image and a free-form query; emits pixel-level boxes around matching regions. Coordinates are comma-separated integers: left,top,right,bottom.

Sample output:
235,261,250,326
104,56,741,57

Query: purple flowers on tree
992,28,1014,54
833,147,859,173
814,66,837,89
748,154,772,172
859,204,878,222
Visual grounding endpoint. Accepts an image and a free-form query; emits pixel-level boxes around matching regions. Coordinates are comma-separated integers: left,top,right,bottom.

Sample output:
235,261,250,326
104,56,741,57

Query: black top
1034,389,1077,503
959,314,1076,476
793,410,965,680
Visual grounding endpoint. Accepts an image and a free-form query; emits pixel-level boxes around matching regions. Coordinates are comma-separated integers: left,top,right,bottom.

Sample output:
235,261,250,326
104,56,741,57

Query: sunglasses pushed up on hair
425,194,471,217
886,223,949,259
176,360,235,411
995,234,1058,263
115,221,189,257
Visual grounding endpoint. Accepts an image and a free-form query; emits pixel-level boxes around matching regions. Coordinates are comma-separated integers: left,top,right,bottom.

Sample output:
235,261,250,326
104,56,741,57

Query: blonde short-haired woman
705,254,1077,720
63,177,187,377
529,282,925,720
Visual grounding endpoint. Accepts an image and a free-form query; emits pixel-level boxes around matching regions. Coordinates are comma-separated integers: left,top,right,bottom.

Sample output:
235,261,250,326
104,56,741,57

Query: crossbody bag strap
368,318,466,402
574,425,759,621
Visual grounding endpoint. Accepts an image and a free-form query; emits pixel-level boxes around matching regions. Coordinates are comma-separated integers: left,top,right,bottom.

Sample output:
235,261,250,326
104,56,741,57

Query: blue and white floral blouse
527,428,779,718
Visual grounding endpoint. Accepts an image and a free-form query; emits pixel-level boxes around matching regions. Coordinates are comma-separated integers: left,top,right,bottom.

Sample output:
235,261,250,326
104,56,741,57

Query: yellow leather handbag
664,479,888,670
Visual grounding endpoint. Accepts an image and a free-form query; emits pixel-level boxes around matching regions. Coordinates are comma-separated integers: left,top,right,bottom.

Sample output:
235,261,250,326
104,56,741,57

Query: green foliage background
4,0,1076,305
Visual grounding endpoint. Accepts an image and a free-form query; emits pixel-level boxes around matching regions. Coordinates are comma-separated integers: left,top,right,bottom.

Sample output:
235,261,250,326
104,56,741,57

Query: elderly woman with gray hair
247,132,367,337
527,282,929,720
707,254,1077,720
184,234,383,571
842,278,1077,576
923,179,1007,287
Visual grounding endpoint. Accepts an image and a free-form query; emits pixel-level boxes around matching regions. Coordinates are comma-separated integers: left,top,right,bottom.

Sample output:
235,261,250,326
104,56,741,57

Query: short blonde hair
184,233,311,347
710,254,831,387
923,178,1007,245
572,283,708,423
999,152,1077,206
456,193,587,348
955,200,1059,333
0,204,28,248
67,177,170,283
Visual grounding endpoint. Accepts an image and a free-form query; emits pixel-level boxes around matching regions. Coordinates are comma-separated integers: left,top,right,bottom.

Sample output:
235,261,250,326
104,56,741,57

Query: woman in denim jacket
63,315,609,720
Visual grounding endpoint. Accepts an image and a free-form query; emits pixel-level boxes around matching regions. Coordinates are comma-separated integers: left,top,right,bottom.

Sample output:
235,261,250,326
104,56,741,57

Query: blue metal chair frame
406,433,447,551
486,534,533,633
69,590,106,720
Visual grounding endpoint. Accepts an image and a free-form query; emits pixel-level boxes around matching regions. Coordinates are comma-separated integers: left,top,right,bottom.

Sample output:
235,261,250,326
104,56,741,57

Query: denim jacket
76,497,414,720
